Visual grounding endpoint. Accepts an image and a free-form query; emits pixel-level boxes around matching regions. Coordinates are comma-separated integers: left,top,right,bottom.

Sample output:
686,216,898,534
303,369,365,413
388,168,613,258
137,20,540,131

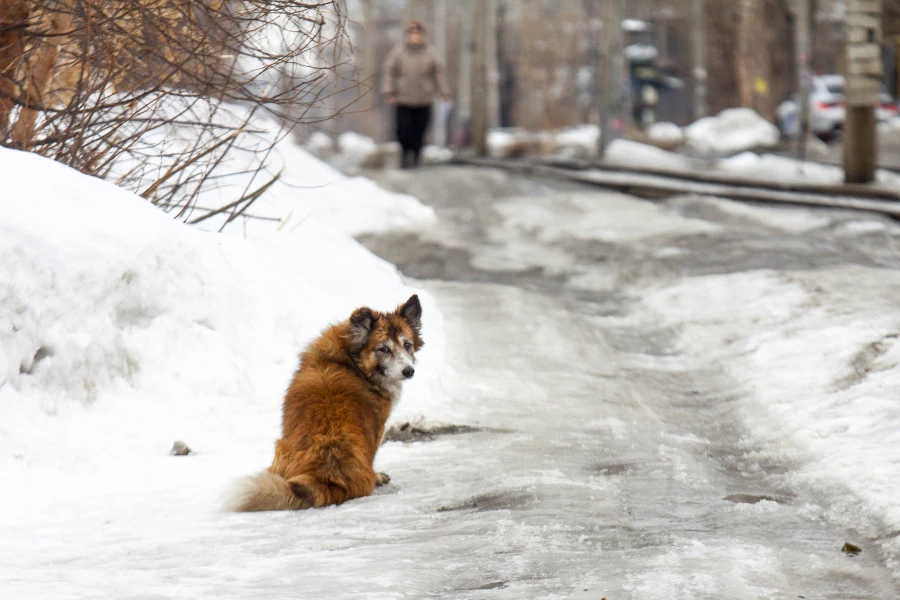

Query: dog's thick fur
227,295,423,512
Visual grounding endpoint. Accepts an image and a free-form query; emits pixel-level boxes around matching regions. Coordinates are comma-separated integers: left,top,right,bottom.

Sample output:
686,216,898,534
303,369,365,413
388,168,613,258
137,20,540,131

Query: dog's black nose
402,367,415,379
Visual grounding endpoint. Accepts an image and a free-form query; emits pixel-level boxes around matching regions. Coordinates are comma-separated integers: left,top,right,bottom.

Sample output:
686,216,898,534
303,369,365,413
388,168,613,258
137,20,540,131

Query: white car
776,75,897,140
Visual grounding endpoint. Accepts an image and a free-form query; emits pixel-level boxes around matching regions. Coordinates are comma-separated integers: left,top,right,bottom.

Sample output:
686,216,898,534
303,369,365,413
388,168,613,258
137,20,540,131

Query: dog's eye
403,341,413,351
378,346,391,354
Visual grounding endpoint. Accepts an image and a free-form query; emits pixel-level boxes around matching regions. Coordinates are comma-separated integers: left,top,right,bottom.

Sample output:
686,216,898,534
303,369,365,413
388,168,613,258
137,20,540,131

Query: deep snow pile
0,148,450,568
684,108,781,155
108,102,436,238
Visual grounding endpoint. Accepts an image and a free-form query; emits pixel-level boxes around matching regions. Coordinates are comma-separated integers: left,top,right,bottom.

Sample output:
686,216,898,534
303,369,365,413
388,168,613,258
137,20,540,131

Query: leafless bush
0,1,352,220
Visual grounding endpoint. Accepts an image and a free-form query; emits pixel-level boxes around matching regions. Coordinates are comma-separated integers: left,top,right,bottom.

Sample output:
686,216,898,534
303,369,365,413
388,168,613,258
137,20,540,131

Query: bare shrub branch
0,1,352,216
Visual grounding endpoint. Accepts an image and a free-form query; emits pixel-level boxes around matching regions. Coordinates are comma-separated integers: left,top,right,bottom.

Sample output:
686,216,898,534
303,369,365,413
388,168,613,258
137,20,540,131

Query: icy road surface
359,166,900,598
6,164,900,599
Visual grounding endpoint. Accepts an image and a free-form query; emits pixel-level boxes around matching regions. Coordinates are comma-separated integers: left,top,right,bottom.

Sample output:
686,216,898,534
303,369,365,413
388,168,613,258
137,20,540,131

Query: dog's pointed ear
348,307,375,351
397,295,422,332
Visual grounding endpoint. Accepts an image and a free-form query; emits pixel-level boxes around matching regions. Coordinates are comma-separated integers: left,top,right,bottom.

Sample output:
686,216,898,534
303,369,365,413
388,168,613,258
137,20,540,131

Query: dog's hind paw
375,472,391,486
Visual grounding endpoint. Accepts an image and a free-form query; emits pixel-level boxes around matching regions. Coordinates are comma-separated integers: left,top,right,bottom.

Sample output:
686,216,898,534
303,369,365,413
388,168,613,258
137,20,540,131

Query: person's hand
387,94,397,105
441,94,451,103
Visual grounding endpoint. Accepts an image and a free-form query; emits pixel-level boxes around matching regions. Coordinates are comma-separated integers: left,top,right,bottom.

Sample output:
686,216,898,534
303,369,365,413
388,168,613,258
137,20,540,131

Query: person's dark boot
400,151,412,169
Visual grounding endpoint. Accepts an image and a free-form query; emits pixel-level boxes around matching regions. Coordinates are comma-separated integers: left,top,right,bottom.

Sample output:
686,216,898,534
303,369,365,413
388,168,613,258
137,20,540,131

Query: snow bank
109,103,436,238
642,266,900,580
685,108,780,155
302,130,335,155
487,128,531,157
598,138,900,189
554,124,601,157
646,122,685,147
605,139,698,172
0,147,448,546
337,130,379,162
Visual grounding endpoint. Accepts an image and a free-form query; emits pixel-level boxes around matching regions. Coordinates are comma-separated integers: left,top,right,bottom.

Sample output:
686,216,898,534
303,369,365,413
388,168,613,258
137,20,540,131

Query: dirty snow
493,191,719,245
642,266,900,581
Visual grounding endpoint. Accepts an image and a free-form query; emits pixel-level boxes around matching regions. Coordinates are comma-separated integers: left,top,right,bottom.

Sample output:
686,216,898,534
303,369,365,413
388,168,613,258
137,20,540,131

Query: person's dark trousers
395,104,431,168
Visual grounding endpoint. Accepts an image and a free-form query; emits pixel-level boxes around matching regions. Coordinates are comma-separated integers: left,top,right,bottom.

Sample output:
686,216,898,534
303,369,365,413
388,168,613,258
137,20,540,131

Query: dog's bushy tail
225,470,307,512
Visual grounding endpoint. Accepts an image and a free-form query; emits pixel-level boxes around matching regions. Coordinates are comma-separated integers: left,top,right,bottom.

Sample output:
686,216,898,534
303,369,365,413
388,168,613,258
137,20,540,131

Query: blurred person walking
382,21,450,169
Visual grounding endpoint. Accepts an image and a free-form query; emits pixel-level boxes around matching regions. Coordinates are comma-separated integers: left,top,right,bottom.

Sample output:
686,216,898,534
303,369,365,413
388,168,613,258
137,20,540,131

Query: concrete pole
472,0,488,156
692,0,708,120
844,0,882,184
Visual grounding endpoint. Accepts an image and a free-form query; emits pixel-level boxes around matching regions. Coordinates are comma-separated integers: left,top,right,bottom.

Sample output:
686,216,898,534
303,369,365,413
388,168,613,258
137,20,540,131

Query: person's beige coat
382,42,450,107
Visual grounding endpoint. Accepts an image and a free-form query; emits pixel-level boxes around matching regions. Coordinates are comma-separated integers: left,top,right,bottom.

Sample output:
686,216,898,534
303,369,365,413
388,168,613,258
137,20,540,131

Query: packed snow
642,265,900,581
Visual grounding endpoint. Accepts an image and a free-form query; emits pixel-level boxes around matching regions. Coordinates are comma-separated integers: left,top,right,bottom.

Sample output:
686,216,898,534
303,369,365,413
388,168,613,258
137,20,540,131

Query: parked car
776,75,898,141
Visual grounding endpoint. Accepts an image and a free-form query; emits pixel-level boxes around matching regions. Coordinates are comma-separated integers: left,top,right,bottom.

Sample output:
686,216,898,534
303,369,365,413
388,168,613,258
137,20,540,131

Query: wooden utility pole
794,0,816,163
692,0,708,120
472,0,489,156
844,0,882,184
598,0,621,159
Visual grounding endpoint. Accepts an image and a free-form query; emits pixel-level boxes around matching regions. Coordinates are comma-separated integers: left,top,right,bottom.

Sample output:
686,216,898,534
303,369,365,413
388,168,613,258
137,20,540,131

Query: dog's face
348,295,423,395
